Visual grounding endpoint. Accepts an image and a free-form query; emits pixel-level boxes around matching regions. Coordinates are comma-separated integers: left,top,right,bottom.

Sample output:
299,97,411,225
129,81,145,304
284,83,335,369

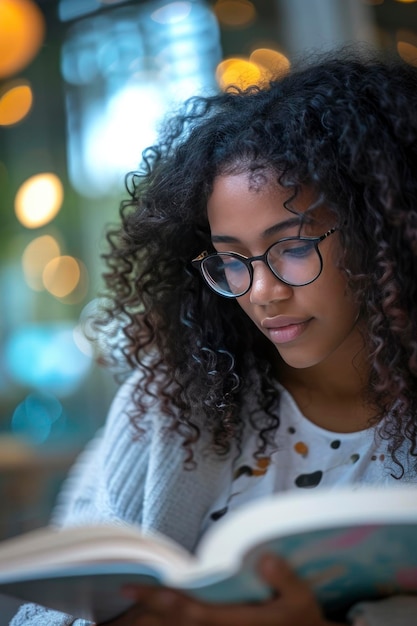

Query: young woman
11,49,417,625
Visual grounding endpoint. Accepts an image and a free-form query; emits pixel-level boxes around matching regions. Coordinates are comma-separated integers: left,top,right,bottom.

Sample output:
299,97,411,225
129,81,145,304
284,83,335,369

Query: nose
249,260,293,306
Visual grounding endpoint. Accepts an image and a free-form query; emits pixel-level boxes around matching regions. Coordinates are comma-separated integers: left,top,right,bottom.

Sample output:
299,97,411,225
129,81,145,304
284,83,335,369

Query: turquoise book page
187,522,417,616
1,521,417,621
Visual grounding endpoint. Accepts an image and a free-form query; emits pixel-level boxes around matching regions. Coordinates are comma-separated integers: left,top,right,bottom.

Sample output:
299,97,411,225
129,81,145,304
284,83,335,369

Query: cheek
317,244,352,303
318,267,358,323
235,294,258,323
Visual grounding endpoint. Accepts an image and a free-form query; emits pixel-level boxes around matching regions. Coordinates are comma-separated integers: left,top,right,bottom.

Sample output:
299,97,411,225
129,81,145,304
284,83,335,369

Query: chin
275,347,324,370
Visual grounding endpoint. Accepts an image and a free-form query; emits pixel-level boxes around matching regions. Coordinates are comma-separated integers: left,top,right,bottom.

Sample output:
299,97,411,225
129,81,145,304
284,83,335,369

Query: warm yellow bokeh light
216,58,263,90
43,256,81,298
0,0,45,79
22,234,61,291
214,0,256,28
250,49,290,80
0,80,33,126
59,259,89,305
216,52,289,91
394,0,417,3
15,173,64,229
397,41,417,65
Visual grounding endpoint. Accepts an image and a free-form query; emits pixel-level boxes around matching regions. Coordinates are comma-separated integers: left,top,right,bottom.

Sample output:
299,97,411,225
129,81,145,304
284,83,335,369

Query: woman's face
206,171,361,372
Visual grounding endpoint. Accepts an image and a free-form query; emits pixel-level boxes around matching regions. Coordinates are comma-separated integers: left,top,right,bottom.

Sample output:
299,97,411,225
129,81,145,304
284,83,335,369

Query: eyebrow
211,216,303,244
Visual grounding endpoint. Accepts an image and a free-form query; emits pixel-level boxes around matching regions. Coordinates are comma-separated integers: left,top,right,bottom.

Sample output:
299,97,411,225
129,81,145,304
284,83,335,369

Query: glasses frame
192,228,338,298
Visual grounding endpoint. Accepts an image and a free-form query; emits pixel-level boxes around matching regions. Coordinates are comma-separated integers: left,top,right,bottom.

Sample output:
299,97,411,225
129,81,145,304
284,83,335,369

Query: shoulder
102,365,169,443
52,369,161,527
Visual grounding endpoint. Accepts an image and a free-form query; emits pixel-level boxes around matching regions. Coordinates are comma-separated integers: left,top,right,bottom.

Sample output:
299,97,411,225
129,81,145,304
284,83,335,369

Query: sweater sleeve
8,375,150,626
53,374,150,528
9,603,92,626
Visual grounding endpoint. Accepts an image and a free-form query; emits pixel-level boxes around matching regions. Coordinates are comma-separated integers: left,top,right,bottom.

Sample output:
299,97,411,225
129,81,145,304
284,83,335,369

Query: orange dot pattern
252,456,271,476
294,441,309,457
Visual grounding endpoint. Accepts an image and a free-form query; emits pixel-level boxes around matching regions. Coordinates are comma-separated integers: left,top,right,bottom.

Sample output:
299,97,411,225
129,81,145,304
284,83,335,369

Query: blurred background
0,0,417,543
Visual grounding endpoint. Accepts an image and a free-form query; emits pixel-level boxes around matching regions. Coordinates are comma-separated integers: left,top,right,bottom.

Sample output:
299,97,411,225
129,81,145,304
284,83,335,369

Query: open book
1,486,417,622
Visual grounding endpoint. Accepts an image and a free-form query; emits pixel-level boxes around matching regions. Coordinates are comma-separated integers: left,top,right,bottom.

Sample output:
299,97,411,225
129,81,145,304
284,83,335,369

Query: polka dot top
201,384,413,535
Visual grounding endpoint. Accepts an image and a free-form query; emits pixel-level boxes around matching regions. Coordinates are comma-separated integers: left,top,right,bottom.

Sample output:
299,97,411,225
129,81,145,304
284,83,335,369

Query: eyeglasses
192,228,337,298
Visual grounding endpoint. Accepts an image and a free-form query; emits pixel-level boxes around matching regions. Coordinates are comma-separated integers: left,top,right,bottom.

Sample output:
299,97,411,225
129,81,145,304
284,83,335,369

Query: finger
257,554,325,625
122,584,162,602
127,587,275,626
257,554,308,595
123,586,194,625
181,601,278,626
134,615,161,626
101,602,159,626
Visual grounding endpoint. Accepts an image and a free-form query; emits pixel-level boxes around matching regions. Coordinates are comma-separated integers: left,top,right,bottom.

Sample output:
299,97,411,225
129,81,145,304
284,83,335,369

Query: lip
261,316,313,344
261,316,312,329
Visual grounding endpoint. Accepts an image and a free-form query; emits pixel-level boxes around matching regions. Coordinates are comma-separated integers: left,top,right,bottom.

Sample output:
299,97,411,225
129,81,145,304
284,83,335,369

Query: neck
275,326,375,432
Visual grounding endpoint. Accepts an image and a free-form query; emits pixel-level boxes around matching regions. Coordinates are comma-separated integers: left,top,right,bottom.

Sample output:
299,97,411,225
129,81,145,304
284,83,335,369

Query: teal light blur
4,322,92,396
11,392,65,445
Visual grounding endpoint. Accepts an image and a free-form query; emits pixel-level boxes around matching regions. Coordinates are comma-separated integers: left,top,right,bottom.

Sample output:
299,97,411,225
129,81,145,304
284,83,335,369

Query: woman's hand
101,554,345,625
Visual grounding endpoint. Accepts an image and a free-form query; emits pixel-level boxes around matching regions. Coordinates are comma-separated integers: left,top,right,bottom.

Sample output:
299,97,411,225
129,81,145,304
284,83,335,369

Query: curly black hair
97,48,417,472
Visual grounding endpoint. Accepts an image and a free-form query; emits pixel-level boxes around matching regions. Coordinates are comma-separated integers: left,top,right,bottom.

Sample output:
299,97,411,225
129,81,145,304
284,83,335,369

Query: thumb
257,554,307,595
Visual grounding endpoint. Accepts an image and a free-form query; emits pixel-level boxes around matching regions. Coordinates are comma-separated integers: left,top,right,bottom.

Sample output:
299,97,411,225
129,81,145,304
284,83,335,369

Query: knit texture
8,376,234,625
7,376,417,625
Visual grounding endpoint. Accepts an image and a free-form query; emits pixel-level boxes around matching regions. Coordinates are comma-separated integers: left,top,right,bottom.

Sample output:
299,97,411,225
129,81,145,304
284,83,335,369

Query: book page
193,486,417,574
0,524,195,580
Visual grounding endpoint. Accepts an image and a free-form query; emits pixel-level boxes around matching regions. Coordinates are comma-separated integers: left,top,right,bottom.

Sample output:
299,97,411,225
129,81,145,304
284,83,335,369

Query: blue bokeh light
11,392,65,445
4,323,92,396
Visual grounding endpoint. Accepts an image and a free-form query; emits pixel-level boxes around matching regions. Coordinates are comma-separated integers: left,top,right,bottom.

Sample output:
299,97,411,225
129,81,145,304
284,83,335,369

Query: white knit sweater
8,375,417,625
9,376,236,625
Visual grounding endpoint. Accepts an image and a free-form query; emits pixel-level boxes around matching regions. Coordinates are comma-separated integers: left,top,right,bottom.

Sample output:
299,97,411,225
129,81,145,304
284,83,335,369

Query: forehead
207,171,326,234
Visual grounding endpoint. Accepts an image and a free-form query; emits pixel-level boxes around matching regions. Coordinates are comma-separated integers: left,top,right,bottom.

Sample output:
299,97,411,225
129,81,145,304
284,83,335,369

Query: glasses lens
202,254,250,296
268,239,321,286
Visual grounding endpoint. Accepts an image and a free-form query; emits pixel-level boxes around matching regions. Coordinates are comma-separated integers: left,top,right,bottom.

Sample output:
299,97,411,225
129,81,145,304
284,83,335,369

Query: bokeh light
151,1,192,24
77,298,103,349
397,41,417,64
213,0,256,28
42,256,81,298
14,173,64,228
5,323,93,396
249,49,290,80
216,50,290,91
62,1,220,196
58,259,90,305
0,0,45,79
73,321,95,358
11,392,64,445
22,234,61,291
74,82,165,197
0,80,33,126
42,256,89,305
397,30,417,65
216,58,262,90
